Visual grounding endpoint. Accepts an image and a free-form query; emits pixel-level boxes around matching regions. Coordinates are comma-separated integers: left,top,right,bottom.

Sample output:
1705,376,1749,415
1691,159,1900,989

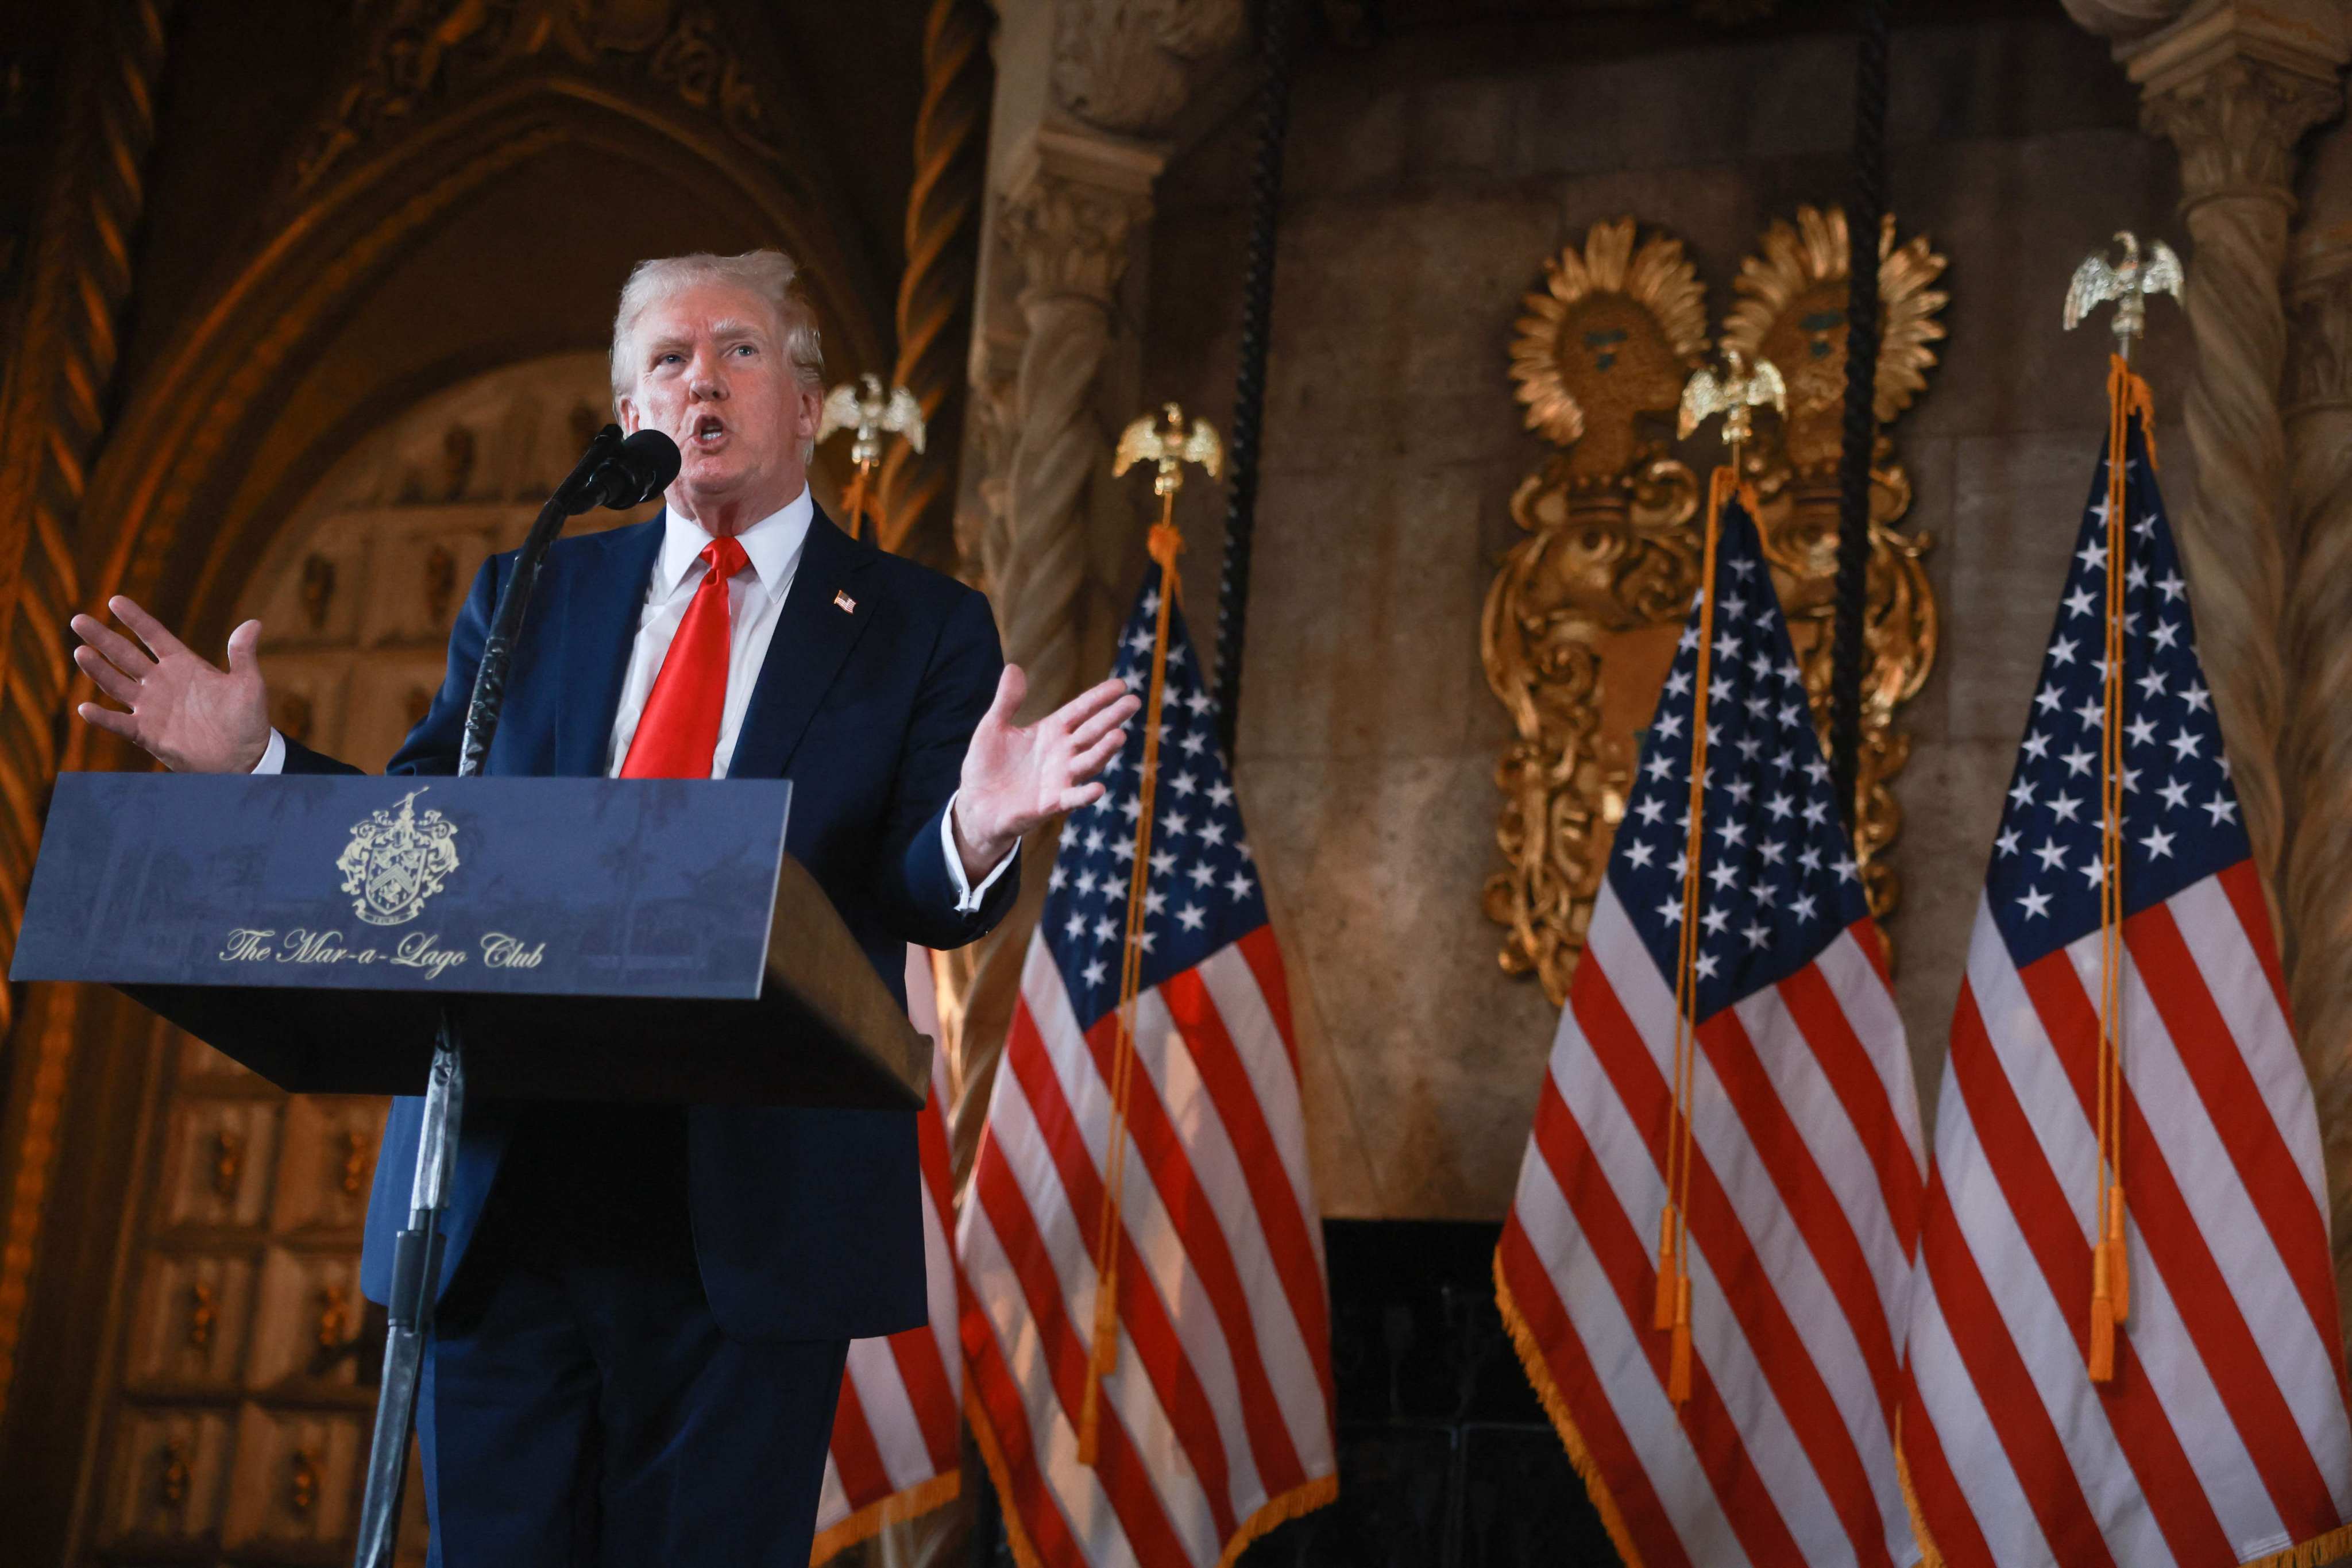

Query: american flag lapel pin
833,589,856,615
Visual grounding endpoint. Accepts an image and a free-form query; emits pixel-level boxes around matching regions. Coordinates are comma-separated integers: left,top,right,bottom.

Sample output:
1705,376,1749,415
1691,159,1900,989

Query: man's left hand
953,667,1141,883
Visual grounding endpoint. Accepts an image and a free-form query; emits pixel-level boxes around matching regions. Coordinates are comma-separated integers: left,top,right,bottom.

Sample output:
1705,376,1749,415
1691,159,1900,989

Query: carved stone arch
73,75,893,683
0,72,898,1546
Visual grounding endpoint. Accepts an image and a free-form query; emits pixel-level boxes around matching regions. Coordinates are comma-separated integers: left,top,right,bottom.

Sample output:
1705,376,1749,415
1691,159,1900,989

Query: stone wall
1135,10,2199,1219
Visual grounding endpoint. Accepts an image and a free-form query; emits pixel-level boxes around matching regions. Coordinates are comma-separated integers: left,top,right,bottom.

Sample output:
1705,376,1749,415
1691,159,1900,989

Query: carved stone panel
96,1407,237,1548
159,1099,284,1233
124,1252,258,1391
220,1404,368,1550
1485,210,1945,1005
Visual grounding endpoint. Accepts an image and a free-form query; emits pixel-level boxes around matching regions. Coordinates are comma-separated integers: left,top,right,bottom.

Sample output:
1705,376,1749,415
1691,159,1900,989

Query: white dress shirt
254,488,1013,912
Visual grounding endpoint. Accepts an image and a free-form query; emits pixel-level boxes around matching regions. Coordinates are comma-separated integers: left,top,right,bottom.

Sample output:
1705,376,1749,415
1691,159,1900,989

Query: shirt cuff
940,790,1018,914
252,728,287,775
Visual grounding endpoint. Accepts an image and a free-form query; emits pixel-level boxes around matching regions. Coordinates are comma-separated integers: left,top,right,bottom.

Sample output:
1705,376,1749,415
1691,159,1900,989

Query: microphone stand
351,424,647,1568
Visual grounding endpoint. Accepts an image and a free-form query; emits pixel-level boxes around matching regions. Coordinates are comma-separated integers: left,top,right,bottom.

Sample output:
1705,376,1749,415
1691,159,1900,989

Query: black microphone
559,425,682,513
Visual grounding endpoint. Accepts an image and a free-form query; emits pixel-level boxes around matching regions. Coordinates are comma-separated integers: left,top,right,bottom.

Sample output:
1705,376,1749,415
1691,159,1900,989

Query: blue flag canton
1605,500,1874,1022
1987,419,2245,968
1038,566,1268,1033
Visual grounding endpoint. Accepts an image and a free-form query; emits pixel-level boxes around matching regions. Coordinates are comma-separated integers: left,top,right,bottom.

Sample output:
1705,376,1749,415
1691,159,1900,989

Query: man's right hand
71,596,272,774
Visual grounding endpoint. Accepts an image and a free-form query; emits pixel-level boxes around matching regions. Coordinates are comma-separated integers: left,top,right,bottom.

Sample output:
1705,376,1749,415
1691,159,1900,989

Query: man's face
617,281,821,527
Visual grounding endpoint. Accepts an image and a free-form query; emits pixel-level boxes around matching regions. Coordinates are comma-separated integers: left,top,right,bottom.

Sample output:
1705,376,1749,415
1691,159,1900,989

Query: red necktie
620,535,749,779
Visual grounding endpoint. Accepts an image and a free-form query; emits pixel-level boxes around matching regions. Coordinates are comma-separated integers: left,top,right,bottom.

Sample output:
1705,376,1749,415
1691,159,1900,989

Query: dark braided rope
1213,0,1300,758
1830,0,1890,831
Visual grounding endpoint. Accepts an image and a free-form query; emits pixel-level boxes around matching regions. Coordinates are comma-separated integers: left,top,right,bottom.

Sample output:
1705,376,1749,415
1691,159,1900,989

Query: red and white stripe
1901,867,2352,1566
812,949,968,1563
958,928,1337,1568
1496,888,1926,1567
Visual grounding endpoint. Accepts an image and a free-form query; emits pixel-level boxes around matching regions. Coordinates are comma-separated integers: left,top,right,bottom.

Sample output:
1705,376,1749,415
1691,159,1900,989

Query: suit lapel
727,506,878,780
554,516,666,776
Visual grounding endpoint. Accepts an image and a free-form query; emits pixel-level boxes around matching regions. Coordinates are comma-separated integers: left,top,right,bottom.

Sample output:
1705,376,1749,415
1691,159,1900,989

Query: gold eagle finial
818,372,927,469
1114,403,1223,498
2064,231,2184,362
1678,349,1787,451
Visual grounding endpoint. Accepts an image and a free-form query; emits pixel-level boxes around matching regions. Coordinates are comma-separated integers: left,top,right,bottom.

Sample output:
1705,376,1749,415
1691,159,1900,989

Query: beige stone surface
1139,10,2192,1219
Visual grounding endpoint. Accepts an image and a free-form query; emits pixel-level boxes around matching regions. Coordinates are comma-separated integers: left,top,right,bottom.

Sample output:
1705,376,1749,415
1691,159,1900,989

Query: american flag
1494,493,1928,1566
812,948,967,1562
957,565,1337,1567
1899,408,2352,1565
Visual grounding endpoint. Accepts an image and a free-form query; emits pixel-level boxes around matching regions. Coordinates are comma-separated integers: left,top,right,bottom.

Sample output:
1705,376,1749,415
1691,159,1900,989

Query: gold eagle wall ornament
1485,219,1711,1002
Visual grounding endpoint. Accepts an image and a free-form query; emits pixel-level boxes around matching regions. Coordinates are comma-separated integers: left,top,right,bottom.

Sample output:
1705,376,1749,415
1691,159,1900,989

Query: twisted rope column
0,0,172,1430
2282,223,2352,1335
875,0,992,573
2137,55,2339,912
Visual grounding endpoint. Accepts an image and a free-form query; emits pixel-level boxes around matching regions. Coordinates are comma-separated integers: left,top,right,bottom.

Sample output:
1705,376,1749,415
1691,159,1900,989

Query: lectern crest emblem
335,788,459,926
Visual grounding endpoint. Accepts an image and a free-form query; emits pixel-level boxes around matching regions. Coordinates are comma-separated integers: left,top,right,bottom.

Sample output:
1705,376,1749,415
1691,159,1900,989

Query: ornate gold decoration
186,1281,215,1350
159,1436,190,1507
1720,203,1946,473
1484,210,1945,1003
208,1129,243,1200
1508,218,1708,486
338,1129,368,1198
288,1445,320,1515
1485,219,1708,1001
1719,204,1944,931
316,1284,350,1351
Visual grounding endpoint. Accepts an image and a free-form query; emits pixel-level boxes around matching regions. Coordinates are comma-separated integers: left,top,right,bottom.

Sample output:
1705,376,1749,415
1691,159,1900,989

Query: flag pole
2061,230,2180,1381
1078,404,1223,1464
1659,355,1786,1405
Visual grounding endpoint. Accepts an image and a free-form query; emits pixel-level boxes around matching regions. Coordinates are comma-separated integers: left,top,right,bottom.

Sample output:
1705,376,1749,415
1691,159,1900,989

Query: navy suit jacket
285,507,1016,1342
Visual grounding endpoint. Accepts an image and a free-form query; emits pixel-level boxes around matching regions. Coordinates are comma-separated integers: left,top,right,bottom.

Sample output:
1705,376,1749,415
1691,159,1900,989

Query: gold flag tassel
1657,354,1783,1408
2065,233,2176,1385
2088,352,2156,1385
1079,407,1222,1466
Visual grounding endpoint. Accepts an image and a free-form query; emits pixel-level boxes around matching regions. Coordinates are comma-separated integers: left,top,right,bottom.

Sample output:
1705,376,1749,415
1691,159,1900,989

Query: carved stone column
988,138,1154,716
2284,211,2352,1334
932,0,1246,1208
2123,1,2347,914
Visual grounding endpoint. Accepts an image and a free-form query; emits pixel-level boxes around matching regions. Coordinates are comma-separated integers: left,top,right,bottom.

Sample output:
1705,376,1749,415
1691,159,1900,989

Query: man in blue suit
69,249,1138,1565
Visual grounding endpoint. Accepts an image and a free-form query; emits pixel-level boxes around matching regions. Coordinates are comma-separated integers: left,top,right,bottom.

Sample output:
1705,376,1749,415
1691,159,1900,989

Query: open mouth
689,414,727,449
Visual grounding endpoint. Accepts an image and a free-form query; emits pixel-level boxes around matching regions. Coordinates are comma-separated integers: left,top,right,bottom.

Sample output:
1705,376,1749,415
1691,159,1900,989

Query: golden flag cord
2091,354,2157,1382
1077,511,1186,1466
1654,465,1756,1407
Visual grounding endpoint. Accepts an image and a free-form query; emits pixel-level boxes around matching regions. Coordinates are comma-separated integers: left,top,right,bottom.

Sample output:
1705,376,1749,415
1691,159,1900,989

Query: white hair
608,249,825,408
